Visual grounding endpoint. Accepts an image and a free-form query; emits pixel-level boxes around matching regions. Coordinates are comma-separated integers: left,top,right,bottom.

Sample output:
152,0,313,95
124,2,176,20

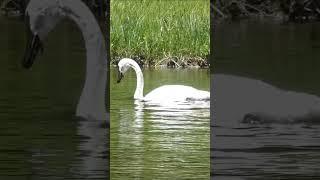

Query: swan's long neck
62,1,107,121
131,61,144,100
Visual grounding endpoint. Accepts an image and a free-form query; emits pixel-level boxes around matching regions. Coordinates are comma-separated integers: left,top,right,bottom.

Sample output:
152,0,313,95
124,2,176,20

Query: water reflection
73,118,108,178
135,99,209,130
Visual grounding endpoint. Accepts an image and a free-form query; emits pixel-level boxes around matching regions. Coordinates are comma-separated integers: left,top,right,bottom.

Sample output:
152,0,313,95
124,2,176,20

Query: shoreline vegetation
111,0,210,69
212,0,320,22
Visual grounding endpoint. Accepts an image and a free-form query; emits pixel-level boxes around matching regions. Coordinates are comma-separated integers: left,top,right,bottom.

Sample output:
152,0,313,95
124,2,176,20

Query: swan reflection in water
115,99,209,152
72,118,108,178
26,117,108,178
112,99,209,178
134,99,210,127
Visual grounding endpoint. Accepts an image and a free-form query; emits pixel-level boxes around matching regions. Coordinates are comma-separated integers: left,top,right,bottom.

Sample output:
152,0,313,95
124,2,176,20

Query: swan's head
117,58,135,83
22,0,62,68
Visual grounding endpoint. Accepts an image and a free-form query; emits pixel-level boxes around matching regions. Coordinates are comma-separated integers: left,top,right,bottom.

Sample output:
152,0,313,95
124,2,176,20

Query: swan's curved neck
61,1,107,120
131,62,144,100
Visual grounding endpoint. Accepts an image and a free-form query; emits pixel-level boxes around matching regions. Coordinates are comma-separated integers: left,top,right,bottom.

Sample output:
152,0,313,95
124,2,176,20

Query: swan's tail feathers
186,90,210,101
242,111,320,125
186,97,210,101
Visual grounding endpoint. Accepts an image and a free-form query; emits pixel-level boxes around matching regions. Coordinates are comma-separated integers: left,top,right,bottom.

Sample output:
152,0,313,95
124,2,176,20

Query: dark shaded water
212,21,320,179
0,18,108,179
110,67,210,179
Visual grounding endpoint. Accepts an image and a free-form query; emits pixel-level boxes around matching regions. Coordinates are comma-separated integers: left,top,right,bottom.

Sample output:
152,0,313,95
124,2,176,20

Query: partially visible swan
22,0,108,122
212,74,320,126
117,58,210,103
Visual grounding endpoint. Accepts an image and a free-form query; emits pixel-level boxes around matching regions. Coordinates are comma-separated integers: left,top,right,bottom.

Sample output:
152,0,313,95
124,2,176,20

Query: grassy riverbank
111,0,210,67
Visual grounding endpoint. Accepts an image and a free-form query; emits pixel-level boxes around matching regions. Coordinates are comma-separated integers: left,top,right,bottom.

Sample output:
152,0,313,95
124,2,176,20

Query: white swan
212,74,320,126
22,0,108,122
117,58,210,103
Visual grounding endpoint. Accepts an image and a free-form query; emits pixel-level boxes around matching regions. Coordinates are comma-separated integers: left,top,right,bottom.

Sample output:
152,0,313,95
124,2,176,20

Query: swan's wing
144,85,209,102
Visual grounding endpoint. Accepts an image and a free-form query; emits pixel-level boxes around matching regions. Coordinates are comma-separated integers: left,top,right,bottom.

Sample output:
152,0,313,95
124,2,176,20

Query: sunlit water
110,67,210,179
0,18,108,179
212,20,320,179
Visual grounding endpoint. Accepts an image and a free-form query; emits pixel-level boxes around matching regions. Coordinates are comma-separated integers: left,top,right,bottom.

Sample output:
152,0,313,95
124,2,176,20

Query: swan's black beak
117,71,124,83
22,14,44,69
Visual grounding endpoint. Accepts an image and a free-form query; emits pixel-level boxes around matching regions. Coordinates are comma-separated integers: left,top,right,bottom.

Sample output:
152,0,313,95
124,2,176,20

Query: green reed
111,0,210,64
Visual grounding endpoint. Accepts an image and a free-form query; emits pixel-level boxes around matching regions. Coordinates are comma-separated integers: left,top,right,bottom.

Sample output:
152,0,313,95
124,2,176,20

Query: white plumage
117,58,210,103
212,74,320,125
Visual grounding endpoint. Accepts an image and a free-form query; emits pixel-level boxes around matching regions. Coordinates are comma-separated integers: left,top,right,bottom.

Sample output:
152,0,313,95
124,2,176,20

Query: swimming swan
117,58,210,102
22,0,108,122
212,74,320,126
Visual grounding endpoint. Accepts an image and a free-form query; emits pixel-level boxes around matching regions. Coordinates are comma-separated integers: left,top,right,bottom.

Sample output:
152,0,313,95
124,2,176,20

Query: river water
110,67,210,179
212,20,320,179
0,18,108,179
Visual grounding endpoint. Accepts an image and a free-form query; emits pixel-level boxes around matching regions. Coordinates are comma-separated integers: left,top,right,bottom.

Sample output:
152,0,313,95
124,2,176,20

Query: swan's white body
144,85,209,102
118,58,210,103
212,74,320,126
26,0,108,121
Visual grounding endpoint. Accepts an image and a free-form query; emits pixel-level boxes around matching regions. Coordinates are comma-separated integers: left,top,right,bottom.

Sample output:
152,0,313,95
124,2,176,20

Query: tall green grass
111,0,209,65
